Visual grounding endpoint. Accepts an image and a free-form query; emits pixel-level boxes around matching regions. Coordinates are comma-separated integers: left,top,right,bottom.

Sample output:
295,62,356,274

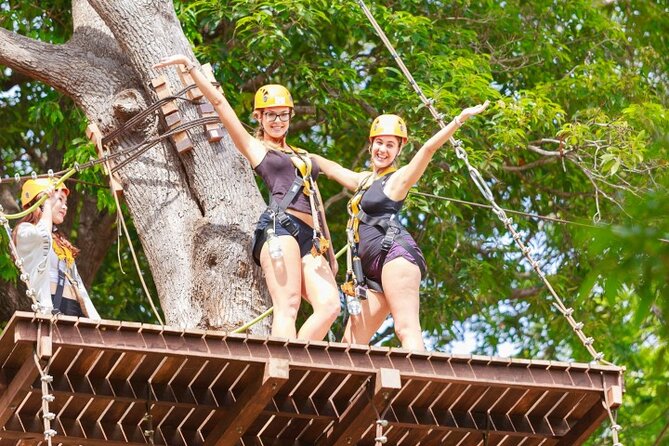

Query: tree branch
240,60,281,92
502,157,558,172
526,144,572,157
290,118,320,132
510,286,543,300
0,28,72,92
323,188,351,211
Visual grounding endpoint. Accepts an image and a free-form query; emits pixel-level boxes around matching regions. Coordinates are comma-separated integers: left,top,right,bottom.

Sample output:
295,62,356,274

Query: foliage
1,0,669,443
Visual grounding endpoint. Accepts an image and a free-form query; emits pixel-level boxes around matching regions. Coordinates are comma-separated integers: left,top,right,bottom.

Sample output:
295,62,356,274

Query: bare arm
154,55,266,167
385,100,490,201
311,154,365,191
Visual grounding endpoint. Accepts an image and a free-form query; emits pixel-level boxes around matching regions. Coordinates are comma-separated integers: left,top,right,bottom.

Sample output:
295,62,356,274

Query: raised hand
459,100,490,122
153,54,193,69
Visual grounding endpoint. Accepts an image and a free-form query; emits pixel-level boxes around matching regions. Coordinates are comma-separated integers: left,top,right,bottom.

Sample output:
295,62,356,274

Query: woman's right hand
153,54,193,69
42,187,57,207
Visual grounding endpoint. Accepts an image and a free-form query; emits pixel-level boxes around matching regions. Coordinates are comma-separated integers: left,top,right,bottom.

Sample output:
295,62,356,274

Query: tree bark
0,0,271,332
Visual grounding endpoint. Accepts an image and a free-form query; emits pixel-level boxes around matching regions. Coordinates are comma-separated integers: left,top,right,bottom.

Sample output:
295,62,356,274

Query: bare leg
381,257,424,350
259,235,303,338
341,289,390,345
299,253,340,340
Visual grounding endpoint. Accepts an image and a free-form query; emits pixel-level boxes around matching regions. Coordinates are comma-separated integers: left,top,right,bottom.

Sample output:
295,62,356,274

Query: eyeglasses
263,111,292,122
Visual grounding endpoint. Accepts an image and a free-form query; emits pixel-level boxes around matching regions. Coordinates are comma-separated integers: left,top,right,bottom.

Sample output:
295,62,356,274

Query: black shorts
51,295,84,317
251,211,314,265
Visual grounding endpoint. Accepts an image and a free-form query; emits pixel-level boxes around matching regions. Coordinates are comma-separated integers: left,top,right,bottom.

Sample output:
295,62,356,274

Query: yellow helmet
369,114,408,144
21,178,69,209
254,84,294,109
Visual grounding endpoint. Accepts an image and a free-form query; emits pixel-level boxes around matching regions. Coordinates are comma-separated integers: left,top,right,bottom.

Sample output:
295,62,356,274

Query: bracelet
185,63,195,73
453,116,463,127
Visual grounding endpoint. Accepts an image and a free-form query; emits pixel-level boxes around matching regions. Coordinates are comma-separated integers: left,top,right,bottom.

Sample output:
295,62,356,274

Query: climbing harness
253,146,330,263
343,168,393,296
342,167,425,298
354,0,624,443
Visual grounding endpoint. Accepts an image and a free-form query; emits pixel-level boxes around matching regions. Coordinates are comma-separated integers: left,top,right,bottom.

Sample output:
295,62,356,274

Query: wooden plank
203,358,289,446
0,357,39,429
199,63,225,142
392,405,569,438
324,368,401,446
555,400,609,446
176,65,203,101
149,75,192,154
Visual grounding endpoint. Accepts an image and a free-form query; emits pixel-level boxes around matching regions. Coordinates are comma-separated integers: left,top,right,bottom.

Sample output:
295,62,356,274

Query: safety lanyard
277,146,330,256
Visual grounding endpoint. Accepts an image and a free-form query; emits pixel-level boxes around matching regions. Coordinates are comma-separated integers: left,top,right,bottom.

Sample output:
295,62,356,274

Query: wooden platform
0,312,623,446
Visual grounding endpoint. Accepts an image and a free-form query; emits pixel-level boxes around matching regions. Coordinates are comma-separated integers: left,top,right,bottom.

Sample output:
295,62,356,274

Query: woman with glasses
313,103,488,350
155,55,339,341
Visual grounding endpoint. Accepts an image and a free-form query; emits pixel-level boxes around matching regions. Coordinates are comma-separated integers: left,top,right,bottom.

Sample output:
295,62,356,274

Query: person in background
14,178,101,319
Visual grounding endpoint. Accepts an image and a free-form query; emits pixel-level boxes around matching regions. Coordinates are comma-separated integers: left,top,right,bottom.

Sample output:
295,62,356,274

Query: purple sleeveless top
253,149,321,214
357,173,424,274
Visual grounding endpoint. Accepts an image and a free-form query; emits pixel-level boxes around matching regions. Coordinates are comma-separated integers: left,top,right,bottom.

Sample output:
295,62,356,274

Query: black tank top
253,149,321,214
357,172,413,269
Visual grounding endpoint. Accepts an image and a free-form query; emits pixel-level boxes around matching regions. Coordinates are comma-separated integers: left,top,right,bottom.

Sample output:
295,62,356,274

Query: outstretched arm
154,55,266,167
311,154,366,191
385,101,490,201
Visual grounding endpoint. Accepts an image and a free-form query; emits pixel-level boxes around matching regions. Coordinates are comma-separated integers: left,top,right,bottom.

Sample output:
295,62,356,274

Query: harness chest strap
347,167,397,242
344,167,396,290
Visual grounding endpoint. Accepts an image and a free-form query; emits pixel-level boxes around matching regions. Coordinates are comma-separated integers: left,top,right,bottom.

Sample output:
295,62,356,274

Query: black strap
365,277,384,293
267,176,305,237
357,210,427,280
277,176,305,211
52,261,66,312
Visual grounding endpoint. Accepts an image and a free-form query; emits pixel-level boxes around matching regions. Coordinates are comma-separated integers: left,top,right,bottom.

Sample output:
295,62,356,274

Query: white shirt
15,221,101,320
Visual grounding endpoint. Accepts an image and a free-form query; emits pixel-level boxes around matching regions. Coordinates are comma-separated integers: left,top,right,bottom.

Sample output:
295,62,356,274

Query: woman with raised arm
14,178,101,319
313,102,488,350
154,55,339,340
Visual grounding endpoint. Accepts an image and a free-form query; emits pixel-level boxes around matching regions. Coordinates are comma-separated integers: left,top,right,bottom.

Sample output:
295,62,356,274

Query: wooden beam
85,123,123,196
11,316,623,395
555,400,609,446
203,358,289,446
0,357,39,428
149,75,193,154
391,405,571,438
199,63,225,142
323,368,401,446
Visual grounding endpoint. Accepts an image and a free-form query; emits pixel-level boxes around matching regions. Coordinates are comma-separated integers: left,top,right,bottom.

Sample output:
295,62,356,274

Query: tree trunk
0,0,271,332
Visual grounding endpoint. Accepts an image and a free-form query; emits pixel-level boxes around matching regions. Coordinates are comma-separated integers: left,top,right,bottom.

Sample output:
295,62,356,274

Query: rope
356,1,623,443
100,149,165,326
231,307,274,334
411,191,600,229
0,86,214,187
33,318,57,445
1,169,77,220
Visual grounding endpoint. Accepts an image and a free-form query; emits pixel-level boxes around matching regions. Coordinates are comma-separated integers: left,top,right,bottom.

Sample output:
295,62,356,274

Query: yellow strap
279,146,312,195
274,146,311,177
346,167,397,243
52,240,75,267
